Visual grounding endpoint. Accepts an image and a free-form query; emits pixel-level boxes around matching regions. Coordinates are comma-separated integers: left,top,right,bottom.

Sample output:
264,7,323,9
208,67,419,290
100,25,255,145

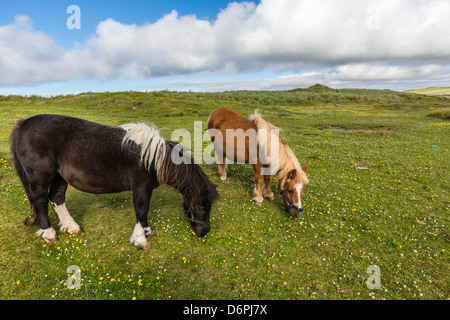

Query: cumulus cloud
1,0,450,88
0,15,65,85
0,15,109,86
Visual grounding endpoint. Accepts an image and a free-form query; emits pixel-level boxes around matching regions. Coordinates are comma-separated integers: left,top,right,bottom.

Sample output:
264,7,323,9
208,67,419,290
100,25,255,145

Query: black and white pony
10,114,218,249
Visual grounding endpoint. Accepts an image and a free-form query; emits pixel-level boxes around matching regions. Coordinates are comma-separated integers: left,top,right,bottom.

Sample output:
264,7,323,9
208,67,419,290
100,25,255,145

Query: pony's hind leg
48,173,82,235
129,182,153,250
216,151,227,183
24,208,38,227
218,163,227,183
252,165,264,206
28,183,58,243
262,175,275,201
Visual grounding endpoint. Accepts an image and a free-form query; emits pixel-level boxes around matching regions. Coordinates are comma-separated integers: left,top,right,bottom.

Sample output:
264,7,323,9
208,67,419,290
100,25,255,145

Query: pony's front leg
130,186,153,250
130,222,151,250
252,165,264,206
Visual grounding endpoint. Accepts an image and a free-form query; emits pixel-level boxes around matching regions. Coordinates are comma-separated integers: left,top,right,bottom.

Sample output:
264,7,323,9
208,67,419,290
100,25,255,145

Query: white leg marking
130,223,149,248
51,202,80,233
253,185,264,203
143,226,154,237
295,183,303,208
36,227,57,238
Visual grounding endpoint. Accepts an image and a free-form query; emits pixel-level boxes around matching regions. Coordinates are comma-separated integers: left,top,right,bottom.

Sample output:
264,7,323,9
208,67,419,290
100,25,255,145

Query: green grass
0,88,449,300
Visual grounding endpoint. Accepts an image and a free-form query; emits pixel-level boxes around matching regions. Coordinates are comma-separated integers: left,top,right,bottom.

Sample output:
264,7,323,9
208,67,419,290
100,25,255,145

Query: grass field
0,86,449,300
405,87,450,97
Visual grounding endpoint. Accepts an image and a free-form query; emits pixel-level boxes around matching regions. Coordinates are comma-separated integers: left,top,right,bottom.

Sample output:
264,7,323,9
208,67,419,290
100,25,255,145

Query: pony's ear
302,164,308,173
287,169,297,179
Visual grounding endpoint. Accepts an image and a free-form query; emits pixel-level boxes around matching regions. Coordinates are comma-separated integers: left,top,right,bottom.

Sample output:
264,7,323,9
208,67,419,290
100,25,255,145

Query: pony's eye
289,190,294,194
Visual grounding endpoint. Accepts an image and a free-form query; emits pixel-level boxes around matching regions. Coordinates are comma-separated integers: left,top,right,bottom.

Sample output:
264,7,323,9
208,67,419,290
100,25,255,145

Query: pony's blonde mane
277,142,309,186
120,123,166,182
248,110,308,186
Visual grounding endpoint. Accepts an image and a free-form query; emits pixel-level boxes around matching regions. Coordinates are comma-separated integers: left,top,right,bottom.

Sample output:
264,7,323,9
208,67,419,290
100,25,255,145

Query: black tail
10,120,37,226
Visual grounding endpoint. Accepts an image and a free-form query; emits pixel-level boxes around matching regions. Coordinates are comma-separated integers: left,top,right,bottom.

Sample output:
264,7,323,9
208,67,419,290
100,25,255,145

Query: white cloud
0,15,109,86
156,63,450,91
1,0,450,88
0,15,65,85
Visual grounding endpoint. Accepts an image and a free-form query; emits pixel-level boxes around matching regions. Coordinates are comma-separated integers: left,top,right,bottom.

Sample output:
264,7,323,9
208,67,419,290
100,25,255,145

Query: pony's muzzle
195,224,210,237
190,220,210,237
288,207,304,219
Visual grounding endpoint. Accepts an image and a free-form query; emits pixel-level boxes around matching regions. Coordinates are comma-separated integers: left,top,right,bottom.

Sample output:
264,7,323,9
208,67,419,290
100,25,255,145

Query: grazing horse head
182,181,218,237
183,191,216,237
164,141,219,237
279,165,308,219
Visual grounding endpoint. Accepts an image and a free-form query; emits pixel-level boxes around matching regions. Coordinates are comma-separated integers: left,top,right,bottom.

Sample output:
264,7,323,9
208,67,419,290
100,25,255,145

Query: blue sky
1,0,449,95
1,0,237,49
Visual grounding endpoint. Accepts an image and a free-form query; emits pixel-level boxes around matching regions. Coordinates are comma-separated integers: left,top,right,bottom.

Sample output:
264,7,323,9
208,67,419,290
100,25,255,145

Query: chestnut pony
10,114,218,249
208,108,308,219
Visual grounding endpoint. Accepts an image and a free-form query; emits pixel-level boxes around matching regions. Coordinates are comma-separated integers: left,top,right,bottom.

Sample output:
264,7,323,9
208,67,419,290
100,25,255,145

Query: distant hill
404,87,450,96
1,85,449,111
290,83,335,92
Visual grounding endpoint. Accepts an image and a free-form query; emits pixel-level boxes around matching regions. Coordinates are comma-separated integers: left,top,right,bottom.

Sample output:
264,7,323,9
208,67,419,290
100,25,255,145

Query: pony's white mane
120,123,166,182
248,110,308,185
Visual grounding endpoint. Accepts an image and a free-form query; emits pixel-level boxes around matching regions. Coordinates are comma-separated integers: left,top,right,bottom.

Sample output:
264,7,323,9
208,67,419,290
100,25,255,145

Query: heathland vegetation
0,85,448,299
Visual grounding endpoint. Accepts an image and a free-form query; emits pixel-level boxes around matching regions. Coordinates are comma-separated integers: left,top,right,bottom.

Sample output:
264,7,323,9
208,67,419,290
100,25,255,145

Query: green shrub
428,107,450,119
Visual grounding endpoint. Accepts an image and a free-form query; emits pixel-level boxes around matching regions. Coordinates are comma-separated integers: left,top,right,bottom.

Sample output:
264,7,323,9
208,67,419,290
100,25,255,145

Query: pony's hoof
69,229,83,236
145,230,155,238
253,199,263,206
264,195,275,201
220,178,227,184
138,242,151,250
44,237,59,244
24,217,38,227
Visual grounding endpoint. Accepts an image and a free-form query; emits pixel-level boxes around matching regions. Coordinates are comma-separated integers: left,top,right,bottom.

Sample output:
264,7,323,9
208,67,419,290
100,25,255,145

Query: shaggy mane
120,123,166,183
160,143,219,207
248,110,309,186
121,123,219,205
